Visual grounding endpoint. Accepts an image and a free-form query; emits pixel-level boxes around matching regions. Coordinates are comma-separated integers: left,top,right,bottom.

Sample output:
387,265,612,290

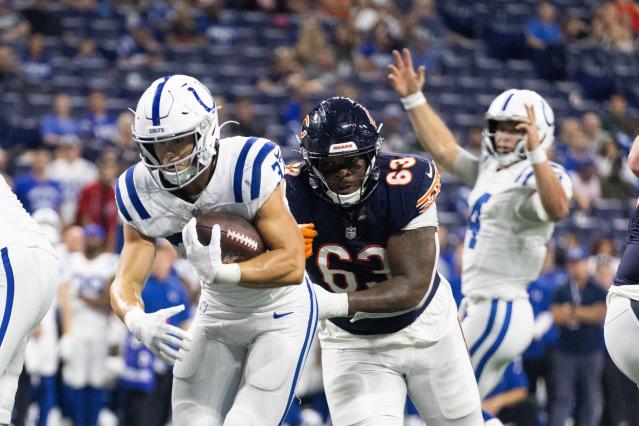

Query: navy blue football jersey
285,152,442,335
614,205,639,287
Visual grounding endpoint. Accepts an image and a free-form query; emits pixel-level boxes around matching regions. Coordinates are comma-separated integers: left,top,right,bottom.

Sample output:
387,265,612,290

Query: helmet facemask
302,139,381,208
133,109,220,191
482,117,530,167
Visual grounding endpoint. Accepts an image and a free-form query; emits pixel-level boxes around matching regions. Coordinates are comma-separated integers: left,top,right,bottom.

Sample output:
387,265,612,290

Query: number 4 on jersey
468,193,491,249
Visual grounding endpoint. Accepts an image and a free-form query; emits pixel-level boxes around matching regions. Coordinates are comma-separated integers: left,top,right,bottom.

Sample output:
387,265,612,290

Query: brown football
195,212,266,263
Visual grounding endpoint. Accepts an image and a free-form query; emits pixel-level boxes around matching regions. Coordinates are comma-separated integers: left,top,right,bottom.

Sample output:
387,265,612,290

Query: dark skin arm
347,226,437,314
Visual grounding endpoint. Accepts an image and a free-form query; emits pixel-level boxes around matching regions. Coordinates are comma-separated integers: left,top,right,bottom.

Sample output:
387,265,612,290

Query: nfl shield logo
345,226,357,240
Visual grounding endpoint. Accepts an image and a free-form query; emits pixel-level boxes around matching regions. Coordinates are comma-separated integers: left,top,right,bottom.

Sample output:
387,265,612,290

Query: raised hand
388,48,426,97
515,104,542,152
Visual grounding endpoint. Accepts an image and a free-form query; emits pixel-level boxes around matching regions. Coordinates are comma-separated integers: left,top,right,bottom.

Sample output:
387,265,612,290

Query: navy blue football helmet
299,97,382,208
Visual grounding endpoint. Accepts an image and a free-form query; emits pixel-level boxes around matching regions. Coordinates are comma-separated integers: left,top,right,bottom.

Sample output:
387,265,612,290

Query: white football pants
460,297,534,397
321,318,482,426
172,279,317,426
0,244,58,424
604,292,639,385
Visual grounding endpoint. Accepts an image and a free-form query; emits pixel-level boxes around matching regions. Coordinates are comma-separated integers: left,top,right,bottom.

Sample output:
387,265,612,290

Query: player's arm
111,223,191,365
628,135,639,177
388,48,479,185
346,226,438,313
110,224,156,321
240,184,306,286
516,104,569,222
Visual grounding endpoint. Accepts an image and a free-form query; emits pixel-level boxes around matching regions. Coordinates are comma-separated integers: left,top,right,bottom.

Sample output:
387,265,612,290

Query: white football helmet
132,74,220,191
483,89,555,167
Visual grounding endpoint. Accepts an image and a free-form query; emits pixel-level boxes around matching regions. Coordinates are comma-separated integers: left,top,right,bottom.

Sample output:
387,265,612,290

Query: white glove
313,284,349,320
182,218,241,285
124,305,192,365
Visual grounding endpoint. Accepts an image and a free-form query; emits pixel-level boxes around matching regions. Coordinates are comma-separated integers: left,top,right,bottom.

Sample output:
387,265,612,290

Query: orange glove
299,223,317,260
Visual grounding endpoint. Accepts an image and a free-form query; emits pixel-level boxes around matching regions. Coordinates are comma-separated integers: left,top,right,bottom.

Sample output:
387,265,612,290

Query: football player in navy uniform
286,97,483,426
605,135,639,385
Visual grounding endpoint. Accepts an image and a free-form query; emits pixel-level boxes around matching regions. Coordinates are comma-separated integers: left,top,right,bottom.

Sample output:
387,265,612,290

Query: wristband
216,263,241,285
526,146,548,165
400,91,427,110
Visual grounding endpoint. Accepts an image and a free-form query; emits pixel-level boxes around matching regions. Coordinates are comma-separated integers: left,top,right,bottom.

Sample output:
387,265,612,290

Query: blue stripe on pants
469,299,498,356
278,277,317,425
475,301,513,382
0,247,15,346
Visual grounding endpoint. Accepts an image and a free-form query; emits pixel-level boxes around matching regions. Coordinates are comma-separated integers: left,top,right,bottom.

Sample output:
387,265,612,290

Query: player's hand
299,223,317,260
388,48,426,98
182,217,222,285
515,104,542,152
124,305,192,365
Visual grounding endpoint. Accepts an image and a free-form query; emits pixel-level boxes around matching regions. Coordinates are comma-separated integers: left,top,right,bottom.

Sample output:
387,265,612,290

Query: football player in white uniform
109,75,313,426
58,224,118,426
388,49,572,419
0,178,59,426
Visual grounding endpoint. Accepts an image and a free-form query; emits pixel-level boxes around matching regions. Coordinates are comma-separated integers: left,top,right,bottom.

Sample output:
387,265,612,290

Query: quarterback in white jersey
389,49,572,406
0,176,58,426
110,75,312,426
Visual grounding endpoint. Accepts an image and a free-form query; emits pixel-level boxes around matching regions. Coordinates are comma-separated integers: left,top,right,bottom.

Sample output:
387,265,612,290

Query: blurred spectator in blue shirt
526,1,563,49
483,359,541,426
80,90,118,160
117,25,163,67
13,147,63,214
550,246,607,426
41,93,81,147
72,38,109,71
21,33,53,84
409,28,441,77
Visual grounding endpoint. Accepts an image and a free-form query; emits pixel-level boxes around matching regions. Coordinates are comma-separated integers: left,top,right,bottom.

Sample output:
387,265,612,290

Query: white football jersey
0,175,52,250
64,251,119,338
462,157,572,299
115,136,295,309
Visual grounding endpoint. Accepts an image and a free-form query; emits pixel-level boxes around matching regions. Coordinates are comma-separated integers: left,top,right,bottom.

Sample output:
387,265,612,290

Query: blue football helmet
299,97,382,208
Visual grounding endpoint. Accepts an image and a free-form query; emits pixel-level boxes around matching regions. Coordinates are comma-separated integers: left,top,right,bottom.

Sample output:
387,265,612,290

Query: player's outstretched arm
388,48,478,182
347,226,438,314
240,185,306,287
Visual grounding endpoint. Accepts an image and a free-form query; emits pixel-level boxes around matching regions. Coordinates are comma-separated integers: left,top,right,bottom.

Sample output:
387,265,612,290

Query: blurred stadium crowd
2,0,639,425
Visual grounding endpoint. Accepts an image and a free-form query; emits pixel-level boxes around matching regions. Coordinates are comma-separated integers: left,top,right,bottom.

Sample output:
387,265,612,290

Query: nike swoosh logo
273,311,293,319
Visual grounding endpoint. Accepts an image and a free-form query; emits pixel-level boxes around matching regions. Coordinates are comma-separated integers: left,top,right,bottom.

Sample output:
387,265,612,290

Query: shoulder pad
229,137,284,204
115,163,153,228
